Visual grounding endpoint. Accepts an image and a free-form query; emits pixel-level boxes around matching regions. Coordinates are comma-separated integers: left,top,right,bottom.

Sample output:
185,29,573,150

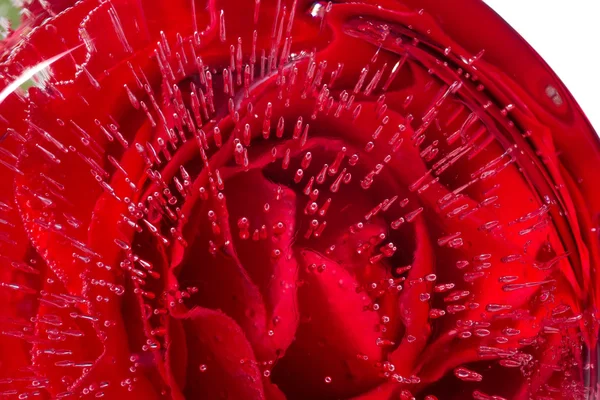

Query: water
0,0,598,399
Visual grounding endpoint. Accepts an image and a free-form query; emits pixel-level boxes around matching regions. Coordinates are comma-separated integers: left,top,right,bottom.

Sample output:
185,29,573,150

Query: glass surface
0,0,598,399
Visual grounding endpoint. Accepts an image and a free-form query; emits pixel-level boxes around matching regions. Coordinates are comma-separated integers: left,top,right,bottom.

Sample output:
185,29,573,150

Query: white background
484,0,600,133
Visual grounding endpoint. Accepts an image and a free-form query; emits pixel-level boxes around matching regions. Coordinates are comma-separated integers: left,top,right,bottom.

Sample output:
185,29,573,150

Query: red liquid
0,0,598,399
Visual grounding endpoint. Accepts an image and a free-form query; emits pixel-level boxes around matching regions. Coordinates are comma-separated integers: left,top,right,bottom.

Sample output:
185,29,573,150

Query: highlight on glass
0,0,598,399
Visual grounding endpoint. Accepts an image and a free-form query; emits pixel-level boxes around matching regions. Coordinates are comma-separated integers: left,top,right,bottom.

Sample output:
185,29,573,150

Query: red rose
0,0,598,399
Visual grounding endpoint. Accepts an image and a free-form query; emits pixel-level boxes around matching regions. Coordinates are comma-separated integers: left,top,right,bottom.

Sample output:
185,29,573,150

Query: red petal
173,168,299,362
323,220,405,348
171,307,267,399
0,73,46,395
165,317,188,399
415,271,585,398
0,1,96,83
21,0,75,24
349,383,397,400
272,250,383,399
220,169,300,358
421,359,525,400
0,250,45,397
263,381,287,400
31,270,102,396
389,217,434,376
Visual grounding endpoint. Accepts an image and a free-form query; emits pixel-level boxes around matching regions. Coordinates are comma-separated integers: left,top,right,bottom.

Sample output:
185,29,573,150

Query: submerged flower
0,0,598,399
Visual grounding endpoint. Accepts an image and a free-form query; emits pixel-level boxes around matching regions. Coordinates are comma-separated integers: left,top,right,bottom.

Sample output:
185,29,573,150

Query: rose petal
420,332,582,400
421,360,525,400
165,317,188,399
0,249,44,396
263,381,288,400
13,55,157,299
371,54,571,385
174,169,299,362
12,104,162,397
389,216,434,375
0,1,97,84
171,307,267,400
272,250,383,399
349,383,398,400
0,78,49,396
323,219,405,348
219,169,300,357
31,270,103,396
119,269,178,397
415,271,585,398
